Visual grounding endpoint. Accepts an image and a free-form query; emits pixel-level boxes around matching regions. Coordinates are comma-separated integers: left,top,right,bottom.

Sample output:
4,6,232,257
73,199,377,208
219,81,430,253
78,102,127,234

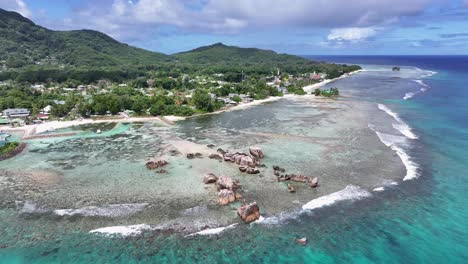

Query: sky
1,0,468,55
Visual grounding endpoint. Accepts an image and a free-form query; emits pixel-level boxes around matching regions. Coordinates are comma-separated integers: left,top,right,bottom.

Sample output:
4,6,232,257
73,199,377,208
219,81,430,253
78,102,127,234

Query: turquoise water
1,56,468,263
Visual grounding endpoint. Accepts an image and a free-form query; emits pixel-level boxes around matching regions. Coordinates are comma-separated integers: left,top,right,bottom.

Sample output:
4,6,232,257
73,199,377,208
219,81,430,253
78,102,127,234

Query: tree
149,100,166,116
314,88,321,96
107,96,121,115
231,95,241,103
192,89,213,112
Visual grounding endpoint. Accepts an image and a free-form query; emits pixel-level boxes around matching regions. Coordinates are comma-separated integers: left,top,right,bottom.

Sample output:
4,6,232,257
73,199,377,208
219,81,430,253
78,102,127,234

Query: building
2,108,30,118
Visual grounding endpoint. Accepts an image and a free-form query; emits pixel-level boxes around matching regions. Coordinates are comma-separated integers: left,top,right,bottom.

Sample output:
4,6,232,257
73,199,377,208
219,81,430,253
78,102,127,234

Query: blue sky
1,0,468,55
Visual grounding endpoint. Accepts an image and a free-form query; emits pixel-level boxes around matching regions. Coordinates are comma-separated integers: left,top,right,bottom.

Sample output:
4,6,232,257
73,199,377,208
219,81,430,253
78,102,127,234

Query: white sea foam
255,186,372,224
403,92,416,100
373,187,385,192
253,211,302,225
184,224,238,237
54,203,148,217
378,104,418,139
302,185,372,211
374,131,420,181
90,224,153,237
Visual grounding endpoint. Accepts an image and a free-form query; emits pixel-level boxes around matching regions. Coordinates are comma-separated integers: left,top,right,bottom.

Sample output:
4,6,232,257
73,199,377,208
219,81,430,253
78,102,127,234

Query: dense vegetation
0,8,170,80
0,141,19,155
0,9,360,118
0,9,360,83
314,87,340,97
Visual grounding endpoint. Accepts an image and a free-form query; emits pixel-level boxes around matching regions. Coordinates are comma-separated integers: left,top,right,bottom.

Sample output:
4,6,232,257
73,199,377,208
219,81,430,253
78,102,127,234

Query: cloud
36,0,438,39
440,32,468,38
0,0,31,17
327,27,379,42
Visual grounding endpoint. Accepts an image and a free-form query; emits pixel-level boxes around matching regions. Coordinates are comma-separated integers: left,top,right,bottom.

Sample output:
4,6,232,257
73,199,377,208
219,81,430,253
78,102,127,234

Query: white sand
1,116,166,138
303,70,363,93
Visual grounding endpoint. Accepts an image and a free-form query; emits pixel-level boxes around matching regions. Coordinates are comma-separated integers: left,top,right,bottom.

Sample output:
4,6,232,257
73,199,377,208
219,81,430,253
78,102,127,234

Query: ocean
1,56,467,263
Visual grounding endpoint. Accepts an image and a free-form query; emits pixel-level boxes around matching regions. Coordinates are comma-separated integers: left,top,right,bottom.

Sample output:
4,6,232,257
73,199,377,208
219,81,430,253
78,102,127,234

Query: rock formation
237,202,260,224
145,160,168,170
249,146,264,159
216,176,234,191
217,189,236,205
203,173,218,184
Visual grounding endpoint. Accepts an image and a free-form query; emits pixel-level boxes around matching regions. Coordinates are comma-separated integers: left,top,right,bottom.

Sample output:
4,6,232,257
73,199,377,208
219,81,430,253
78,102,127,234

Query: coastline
0,71,361,138
303,69,363,93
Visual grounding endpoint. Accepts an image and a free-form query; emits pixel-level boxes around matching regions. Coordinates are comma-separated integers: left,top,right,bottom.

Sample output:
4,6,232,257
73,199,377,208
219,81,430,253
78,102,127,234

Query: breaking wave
372,130,420,181
184,224,238,237
90,224,154,237
378,104,418,139
255,185,372,225
414,79,430,92
54,203,148,217
302,185,372,210
403,92,416,100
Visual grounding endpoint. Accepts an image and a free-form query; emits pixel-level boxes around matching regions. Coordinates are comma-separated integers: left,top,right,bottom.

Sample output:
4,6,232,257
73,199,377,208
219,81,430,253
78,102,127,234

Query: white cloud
0,0,32,17
327,27,379,42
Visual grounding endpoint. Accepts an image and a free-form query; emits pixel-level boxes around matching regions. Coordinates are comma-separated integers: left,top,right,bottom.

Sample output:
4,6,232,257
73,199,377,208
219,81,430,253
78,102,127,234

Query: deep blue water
1,56,467,263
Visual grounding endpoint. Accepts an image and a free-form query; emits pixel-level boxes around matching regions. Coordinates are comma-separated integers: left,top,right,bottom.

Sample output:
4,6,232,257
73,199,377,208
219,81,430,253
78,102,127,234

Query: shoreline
303,69,363,93
0,71,361,139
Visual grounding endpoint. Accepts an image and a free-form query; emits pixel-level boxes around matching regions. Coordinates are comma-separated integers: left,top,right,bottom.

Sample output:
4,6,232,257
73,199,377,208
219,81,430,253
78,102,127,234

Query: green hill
0,8,170,69
0,9,360,83
174,42,314,66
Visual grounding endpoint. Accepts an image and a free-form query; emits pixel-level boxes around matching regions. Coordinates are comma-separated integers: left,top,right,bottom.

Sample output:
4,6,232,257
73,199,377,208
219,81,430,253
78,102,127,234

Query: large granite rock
216,176,234,191
203,173,218,184
237,202,260,224
217,189,236,205
249,147,264,159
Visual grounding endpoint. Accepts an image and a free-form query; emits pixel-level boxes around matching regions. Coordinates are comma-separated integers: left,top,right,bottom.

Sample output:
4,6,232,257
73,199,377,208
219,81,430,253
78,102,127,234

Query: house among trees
1,108,30,118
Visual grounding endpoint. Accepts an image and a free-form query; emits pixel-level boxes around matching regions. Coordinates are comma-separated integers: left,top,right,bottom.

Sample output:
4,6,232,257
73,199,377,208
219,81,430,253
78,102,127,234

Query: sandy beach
303,70,363,93
0,72,360,139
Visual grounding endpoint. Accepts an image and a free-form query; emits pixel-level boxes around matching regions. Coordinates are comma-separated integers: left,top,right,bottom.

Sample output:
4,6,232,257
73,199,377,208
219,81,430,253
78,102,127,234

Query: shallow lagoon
1,62,451,263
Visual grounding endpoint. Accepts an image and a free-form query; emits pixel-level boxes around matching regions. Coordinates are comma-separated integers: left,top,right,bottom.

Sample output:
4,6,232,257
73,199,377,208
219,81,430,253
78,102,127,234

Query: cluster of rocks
186,153,203,159
203,174,242,205
203,173,260,223
274,165,319,190
145,160,169,173
217,146,264,175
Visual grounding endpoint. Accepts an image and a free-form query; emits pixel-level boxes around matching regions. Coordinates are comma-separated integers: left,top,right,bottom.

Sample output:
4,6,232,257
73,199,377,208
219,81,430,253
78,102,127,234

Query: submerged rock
209,153,223,160
273,165,286,173
287,183,296,193
187,153,203,159
277,175,291,182
290,175,310,183
217,189,236,205
203,173,218,184
249,146,264,159
237,202,260,224
145,160,168,170
239,166,260,174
